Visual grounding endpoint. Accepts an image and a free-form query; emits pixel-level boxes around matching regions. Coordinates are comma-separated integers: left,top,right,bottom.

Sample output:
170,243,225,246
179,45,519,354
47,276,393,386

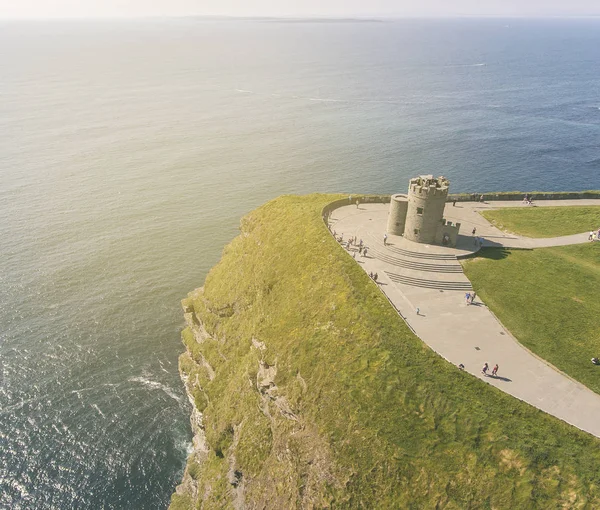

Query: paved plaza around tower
330,199,600,438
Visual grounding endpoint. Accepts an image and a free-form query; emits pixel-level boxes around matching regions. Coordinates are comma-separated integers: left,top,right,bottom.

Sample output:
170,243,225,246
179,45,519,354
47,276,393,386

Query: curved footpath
330,199,600,438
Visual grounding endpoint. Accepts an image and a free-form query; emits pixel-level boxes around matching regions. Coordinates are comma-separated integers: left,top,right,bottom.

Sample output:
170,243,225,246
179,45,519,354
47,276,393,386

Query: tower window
416,207,424,215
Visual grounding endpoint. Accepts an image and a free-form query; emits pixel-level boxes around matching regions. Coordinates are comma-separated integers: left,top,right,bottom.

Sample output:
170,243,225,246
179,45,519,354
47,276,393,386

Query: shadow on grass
475,247,514,260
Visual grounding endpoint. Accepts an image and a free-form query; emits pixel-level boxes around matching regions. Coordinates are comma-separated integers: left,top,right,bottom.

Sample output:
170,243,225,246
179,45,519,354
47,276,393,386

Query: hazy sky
1,0,600,19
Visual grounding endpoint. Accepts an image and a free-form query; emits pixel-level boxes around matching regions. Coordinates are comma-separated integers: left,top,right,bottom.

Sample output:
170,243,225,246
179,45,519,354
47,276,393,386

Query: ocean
1,17,599,509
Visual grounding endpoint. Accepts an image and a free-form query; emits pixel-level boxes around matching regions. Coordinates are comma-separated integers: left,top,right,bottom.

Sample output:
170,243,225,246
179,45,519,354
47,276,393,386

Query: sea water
1,17,599,509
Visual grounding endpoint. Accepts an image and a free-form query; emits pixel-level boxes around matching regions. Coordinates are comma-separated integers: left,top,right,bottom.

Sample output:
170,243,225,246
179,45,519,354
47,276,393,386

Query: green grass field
172,195,600,510
463,243,600,395
482,206,600,237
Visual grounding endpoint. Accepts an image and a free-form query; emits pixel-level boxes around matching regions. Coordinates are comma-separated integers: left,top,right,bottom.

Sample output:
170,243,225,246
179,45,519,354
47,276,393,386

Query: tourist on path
482,363,489,375
383,233,388,246
492,364,499,376
470,292,476,304
472,227,477,236
363,248,368,257
465,292,471,305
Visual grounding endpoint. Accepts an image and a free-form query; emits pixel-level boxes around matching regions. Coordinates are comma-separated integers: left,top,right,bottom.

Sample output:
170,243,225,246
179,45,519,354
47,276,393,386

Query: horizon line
2,13,600,21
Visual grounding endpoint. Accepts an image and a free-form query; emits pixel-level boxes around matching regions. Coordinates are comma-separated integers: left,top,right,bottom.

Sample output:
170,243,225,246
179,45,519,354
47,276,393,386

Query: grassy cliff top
482,206,600,238
463,242,600,396
172,194,600,509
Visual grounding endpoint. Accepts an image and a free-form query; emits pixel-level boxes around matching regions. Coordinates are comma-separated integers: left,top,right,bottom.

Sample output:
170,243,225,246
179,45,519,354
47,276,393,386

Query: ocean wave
233,87,432,106
91,403,106,418
128,376,182,403
309,98,345,102
585,158,600,167
444,63,486,68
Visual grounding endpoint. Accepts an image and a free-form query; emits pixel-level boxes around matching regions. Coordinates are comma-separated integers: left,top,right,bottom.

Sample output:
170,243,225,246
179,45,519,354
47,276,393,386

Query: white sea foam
91,404,105,418
445,63,486,68
309,98,344,102
128,376,182,403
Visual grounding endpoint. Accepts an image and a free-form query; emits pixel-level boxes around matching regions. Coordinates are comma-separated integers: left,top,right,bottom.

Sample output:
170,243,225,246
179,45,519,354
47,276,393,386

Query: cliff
170,194,600,509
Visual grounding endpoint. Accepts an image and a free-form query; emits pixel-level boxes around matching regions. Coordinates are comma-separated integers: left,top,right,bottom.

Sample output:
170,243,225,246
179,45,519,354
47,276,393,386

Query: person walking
470,292,476,304
358,246,363,256
363,248,368,258
482,363,489,375
492,364,499,376
465,292,471,305
383,233,388,246
472,227,477,236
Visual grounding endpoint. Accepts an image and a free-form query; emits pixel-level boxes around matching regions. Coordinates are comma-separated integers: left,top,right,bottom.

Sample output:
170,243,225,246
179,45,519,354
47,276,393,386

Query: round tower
386,194,409,235
404,175,449,244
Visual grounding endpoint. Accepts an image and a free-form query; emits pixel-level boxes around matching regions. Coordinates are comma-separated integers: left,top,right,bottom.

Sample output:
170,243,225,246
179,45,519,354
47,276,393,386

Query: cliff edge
170,194,600,509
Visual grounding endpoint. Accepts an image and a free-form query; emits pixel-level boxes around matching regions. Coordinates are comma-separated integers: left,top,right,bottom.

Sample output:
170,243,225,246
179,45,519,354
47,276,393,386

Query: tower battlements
408,175,450,198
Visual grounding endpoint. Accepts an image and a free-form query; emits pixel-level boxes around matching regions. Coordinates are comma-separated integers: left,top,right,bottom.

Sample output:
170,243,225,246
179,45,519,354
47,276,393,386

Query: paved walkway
330,200,600,438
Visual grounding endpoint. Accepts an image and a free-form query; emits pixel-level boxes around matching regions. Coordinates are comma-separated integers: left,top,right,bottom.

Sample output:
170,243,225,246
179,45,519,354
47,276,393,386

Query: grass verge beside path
172,194,600,509
482,206,600,238
463,244,600,395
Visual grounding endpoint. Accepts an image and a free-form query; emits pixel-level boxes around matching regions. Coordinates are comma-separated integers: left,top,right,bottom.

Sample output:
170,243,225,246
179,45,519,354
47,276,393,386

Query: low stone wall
322,190,600,225
448,190,600,202
322,194,391,223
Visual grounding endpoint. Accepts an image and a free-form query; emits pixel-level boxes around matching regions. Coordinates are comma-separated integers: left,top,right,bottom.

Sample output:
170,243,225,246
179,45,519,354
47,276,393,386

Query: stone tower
403,175,449,244
386,194,409,235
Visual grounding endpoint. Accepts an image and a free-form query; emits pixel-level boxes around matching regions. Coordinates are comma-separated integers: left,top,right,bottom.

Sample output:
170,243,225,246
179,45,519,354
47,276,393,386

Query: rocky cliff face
170,287,345,510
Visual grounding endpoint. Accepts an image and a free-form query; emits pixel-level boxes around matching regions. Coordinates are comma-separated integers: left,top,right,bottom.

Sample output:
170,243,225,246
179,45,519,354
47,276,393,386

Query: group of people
469,193,485,202
588,229,600,242
522,194,534,205
464,291,477,305
334,232,369,258
482,362,499,377
369,272,379,282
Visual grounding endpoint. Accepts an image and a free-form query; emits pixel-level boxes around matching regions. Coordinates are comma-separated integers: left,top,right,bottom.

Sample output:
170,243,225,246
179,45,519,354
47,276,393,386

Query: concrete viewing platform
330,199,600,438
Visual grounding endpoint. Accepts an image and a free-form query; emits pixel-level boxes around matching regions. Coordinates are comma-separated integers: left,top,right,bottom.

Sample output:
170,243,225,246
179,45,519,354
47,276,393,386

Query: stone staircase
364,233,472,291
384,271,473,291
368,245,463,273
